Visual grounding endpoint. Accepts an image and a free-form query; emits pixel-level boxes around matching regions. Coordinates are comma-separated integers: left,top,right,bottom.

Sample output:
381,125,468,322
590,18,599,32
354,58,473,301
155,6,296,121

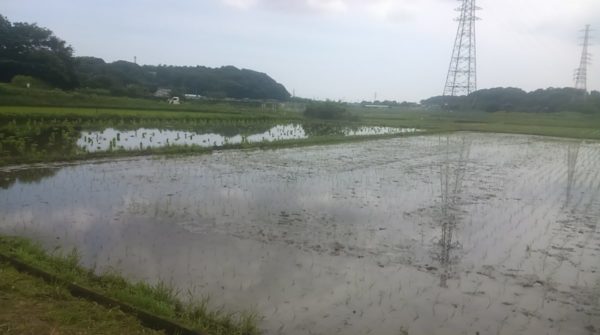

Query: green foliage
0,104,301,165
10,75,49,89
304,101,355,120
74,58,291,100
0,14,290,100
0,15,78,89
3,102,600,166
421,87,600,114
0,83,296,115
352,104,600,140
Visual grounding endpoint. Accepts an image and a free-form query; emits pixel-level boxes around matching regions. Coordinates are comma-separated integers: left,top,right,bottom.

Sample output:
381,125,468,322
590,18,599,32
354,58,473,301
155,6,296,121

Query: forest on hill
0,14,290,100
2,13,598,112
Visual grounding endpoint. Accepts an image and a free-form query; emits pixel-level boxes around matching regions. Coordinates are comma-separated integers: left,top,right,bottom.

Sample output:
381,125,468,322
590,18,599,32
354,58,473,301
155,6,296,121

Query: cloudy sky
4,0,599,101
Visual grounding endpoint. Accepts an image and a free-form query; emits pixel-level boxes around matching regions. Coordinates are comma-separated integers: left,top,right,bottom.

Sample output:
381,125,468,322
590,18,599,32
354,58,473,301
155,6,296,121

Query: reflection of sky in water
343,126,420,136
76,124,420,152
1,133,600,335
77,124,307,151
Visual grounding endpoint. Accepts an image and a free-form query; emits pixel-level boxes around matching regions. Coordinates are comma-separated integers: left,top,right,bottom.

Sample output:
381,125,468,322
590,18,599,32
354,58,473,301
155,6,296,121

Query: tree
422,87,600,114
470,87,527,112
74,60,291,100
0,15,78,88
10,74,49,89
0,15,291,100
304,101,353,120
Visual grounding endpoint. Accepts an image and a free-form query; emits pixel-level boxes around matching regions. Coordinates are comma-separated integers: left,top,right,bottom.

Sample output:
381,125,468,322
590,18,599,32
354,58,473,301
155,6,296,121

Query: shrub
304,101,354,120
11,75,50,89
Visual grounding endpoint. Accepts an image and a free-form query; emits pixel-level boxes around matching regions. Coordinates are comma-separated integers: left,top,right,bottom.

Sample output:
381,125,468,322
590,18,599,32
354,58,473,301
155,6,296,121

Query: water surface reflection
77,124,421,152
1,133,599,334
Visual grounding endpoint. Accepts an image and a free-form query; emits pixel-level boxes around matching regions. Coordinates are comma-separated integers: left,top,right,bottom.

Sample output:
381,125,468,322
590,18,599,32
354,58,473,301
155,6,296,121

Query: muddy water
1,133,599,335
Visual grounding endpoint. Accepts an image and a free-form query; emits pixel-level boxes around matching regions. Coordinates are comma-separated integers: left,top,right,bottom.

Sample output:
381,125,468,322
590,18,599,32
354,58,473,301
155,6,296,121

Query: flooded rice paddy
1,132,599,334
76,124,420,152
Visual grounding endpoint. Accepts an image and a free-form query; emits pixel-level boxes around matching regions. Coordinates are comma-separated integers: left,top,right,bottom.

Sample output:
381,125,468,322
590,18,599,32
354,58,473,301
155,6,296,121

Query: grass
352,106,600,139
0,105,298,166
1,91,600,167
2,105,600,166
0,105,426,166
0,84,294,116
0,106,297,124
0,261,163,335
0,235,260,335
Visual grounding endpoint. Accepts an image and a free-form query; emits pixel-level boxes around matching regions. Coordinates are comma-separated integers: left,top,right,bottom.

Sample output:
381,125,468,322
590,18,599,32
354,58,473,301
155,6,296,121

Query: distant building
154,88,171,98
184,94,205,100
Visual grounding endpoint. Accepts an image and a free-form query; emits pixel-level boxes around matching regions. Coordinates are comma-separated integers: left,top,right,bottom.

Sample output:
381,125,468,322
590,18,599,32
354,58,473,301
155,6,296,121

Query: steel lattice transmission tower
443,0,481,96
574,24,592,91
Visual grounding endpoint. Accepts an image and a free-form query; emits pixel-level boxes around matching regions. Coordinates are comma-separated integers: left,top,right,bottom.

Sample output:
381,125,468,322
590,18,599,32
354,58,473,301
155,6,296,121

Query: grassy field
1,85,599,167
0,103,302,166
0,84,295,116
352,106,600,139
0,236,259,335
1,103,600,166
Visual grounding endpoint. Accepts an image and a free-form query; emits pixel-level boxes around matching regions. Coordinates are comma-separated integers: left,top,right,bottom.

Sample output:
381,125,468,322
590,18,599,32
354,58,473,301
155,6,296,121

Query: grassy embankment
0,236,259,335
0,262,162,335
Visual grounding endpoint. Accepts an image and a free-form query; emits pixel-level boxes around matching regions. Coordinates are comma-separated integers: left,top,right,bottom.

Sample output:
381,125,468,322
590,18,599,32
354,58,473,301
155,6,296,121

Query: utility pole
574,24,592,92
443,0,480,96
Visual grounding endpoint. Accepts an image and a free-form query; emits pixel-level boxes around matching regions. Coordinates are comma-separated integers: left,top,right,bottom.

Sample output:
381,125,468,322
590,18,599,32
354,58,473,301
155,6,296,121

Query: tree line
0,15,290,100
74,57,290,100
2,14,598,111
422,87,600,114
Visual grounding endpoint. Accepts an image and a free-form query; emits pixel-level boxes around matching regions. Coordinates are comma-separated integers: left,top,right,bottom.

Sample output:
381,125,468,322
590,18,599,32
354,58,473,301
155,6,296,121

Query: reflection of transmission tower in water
566,142,581,207
436,137,470,288
443,0,480,96
574,25,592,92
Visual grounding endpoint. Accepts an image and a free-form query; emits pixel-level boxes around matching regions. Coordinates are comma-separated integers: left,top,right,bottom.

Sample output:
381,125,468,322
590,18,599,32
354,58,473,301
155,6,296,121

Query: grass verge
0,261,163,334
0,235,260,335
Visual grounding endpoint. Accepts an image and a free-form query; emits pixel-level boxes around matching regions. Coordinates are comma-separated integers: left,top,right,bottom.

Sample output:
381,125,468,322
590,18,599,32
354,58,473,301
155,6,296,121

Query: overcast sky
4,0,599,101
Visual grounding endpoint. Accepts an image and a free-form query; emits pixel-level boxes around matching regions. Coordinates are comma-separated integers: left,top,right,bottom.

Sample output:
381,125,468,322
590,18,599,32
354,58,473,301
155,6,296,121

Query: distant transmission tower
574,24,592,92
443,0,480,96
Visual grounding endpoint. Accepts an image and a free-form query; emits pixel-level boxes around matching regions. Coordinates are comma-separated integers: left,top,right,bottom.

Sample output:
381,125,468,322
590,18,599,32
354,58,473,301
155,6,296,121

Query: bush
304,101,354,120
11,75,50,89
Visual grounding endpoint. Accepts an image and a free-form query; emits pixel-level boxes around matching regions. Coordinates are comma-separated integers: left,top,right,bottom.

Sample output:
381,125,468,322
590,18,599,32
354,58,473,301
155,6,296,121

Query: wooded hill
74,57,290,100
0,14,290,100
